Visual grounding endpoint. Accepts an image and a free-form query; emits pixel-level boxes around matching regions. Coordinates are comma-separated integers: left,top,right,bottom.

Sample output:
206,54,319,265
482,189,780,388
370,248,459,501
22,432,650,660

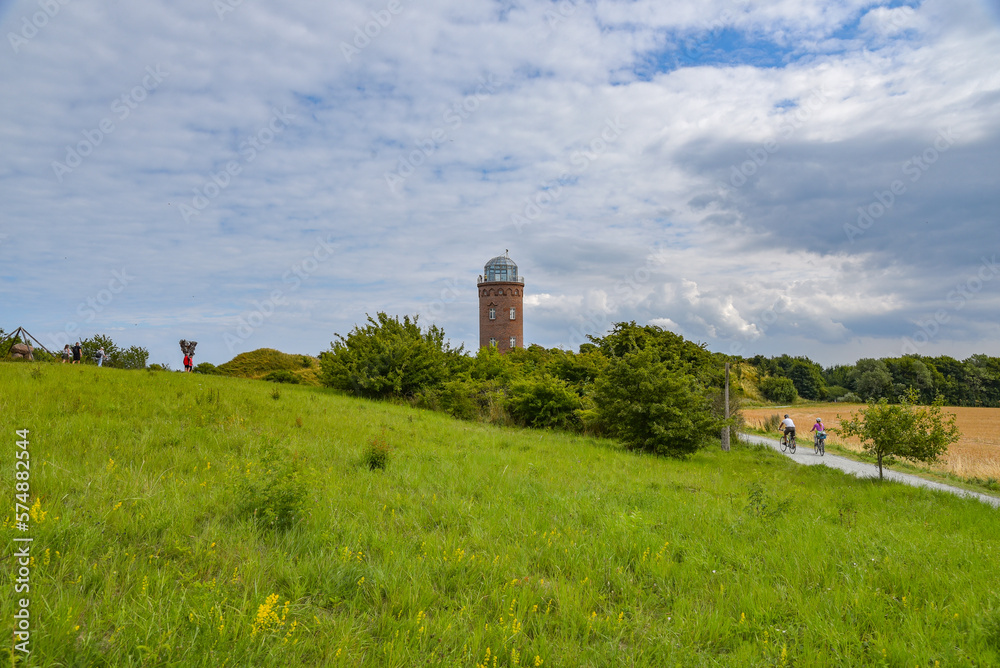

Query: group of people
61,343,107,366
778,415,826,443
59,342,193,370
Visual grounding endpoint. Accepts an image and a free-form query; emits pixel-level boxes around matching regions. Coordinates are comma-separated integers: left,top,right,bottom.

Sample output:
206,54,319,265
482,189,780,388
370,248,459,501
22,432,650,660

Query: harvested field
743,403,1000,480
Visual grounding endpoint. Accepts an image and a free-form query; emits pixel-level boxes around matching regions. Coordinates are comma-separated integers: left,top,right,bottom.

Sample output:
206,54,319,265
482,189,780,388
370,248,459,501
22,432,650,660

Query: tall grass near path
1,363,1000,666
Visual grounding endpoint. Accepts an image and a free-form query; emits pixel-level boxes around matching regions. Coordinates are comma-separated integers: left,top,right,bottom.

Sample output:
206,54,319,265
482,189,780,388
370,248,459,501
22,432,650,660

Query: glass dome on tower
483,254,520,283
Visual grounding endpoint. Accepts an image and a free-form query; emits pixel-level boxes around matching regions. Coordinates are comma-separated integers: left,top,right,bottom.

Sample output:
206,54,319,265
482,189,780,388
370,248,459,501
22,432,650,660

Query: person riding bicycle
778,415,796,442
810,418,826,439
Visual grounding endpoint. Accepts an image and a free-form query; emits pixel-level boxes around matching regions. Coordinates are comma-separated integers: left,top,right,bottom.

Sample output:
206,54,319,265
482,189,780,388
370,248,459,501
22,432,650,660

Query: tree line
743,353,1000,406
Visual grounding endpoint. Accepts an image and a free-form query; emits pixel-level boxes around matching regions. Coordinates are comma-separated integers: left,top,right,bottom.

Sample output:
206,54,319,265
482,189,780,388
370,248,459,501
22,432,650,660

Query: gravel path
740,433,1000,509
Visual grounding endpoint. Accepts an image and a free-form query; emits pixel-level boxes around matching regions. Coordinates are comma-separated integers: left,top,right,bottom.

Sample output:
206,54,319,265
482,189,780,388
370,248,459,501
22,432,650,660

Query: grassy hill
2,363,999,666
215,347,321,385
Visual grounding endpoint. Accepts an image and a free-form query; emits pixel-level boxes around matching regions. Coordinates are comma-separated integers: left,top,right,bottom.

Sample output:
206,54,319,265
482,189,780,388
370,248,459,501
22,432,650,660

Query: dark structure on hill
477,253,524,354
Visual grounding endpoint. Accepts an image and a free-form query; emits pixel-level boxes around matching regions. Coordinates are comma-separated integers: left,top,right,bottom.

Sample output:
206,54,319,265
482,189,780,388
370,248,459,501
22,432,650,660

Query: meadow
2,363,1000,666
743,404,1000,482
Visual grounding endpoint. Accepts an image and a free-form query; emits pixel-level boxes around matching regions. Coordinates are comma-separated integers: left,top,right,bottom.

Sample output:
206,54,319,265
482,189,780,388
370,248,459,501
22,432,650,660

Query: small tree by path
836,392,960,480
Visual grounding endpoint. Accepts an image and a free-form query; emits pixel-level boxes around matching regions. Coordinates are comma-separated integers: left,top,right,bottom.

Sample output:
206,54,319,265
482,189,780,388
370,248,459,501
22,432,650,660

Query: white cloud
2,0,999,367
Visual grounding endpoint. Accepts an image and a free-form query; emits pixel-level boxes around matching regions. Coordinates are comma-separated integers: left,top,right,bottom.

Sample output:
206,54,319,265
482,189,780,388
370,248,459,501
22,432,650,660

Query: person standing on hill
183,353,193,372
62,344,71,363
71,342,82,364
96,347,106,367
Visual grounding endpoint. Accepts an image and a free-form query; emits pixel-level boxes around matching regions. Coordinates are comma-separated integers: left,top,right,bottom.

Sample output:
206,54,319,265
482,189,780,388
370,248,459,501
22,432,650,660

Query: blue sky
1,0,999,368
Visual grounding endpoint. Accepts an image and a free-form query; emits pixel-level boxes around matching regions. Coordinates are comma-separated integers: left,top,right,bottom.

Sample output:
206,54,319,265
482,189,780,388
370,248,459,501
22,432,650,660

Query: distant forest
741,353,1000,407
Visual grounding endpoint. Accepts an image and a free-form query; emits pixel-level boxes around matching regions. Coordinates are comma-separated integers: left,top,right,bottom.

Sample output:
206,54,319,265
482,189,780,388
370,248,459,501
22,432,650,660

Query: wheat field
743,404,1000,480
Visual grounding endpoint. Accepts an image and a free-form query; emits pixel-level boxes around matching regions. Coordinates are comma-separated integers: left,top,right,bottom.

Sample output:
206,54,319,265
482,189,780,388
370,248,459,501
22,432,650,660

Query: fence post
721,362,731,451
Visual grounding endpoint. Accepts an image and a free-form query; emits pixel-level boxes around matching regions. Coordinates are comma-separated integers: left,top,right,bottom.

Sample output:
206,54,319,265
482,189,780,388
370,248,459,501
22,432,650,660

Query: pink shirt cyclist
811,419,826,434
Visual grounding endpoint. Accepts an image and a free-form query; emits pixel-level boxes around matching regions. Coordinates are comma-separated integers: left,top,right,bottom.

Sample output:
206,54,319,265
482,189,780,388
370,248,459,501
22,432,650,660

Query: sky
1,0,999,369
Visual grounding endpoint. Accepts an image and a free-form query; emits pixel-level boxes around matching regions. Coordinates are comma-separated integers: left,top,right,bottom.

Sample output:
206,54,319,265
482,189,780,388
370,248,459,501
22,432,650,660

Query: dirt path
740,433,1000,509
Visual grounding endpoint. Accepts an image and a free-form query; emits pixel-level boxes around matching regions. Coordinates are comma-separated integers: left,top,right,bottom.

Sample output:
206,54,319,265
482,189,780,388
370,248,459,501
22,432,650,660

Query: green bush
320,312,466,399
758,413,782,431
594,349,721,458
759,376,798,404
824,385,849,401
228,445,307,532
437,379,481,421
505,375,581,429
194,362,220,375
362,437,392,471
263,370,301,384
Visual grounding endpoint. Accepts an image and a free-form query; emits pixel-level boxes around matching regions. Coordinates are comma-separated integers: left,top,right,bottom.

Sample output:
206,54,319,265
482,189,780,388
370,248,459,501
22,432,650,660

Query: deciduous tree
320,312,465,398
594,349,721,458
837,392,960,480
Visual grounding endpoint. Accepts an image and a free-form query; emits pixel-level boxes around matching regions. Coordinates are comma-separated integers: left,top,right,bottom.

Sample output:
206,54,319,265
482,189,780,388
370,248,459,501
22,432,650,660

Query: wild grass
2,364,999,666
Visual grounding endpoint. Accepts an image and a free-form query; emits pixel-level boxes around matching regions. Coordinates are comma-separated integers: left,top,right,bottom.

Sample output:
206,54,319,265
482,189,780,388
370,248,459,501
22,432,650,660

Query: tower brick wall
478,280,524,353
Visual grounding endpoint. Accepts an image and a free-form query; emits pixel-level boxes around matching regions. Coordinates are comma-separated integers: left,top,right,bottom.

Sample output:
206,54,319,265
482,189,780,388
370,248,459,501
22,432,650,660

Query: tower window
509,307,516,320
509,336,516,348
488,307,496,320
489,338,497,347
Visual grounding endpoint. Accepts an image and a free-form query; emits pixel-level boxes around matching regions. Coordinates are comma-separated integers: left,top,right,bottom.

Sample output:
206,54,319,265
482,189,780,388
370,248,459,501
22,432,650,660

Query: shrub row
319,314,740,457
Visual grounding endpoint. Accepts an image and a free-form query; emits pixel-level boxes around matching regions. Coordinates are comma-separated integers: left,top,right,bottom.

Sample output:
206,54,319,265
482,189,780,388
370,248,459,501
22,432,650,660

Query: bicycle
814,432,826,456
779,432,796,454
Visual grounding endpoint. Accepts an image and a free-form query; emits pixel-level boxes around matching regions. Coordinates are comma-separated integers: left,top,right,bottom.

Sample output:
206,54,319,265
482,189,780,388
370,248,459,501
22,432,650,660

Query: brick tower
478,253,524,353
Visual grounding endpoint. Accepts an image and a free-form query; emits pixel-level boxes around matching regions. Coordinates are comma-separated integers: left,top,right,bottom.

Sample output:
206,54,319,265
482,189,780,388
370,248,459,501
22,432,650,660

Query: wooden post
721,362,731,451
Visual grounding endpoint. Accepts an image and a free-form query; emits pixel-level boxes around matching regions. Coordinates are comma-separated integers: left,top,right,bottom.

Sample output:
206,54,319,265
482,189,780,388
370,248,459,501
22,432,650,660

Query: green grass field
2,363,999,666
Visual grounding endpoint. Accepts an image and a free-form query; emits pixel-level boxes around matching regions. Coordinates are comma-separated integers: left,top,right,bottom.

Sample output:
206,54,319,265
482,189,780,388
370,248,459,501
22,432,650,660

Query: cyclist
810,418,826,450
778,414,796,443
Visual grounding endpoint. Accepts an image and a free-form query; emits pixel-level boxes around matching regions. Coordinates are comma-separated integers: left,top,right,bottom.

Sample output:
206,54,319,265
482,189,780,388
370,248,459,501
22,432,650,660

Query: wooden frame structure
1,327,56,358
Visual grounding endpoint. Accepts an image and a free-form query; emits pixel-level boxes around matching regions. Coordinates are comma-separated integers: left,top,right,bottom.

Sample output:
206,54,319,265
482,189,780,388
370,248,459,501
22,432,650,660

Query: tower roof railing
479,276,524,284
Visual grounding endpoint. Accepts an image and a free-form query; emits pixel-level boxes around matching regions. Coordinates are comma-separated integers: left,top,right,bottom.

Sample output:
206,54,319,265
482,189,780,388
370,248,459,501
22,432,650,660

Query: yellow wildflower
251,593,281,636
29,498,48,523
